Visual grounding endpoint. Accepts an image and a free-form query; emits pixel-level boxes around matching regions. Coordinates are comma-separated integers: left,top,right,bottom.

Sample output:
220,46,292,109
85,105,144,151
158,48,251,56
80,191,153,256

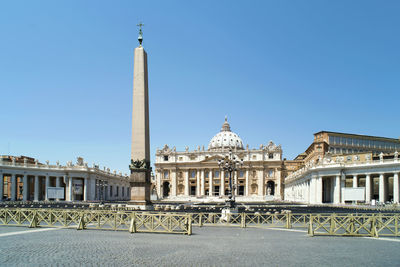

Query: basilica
154,118,285,202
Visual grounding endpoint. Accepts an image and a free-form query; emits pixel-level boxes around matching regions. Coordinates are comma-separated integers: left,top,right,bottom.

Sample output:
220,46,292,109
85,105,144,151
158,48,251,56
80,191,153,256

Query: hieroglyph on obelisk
129,23,151,204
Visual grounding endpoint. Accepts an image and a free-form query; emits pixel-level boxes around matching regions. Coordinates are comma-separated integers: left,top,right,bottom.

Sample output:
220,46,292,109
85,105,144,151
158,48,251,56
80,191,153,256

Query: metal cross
137,22,144,32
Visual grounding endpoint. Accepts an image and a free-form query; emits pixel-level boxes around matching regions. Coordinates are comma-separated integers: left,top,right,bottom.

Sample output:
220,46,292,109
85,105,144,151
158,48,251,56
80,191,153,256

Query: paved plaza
0,226,399,266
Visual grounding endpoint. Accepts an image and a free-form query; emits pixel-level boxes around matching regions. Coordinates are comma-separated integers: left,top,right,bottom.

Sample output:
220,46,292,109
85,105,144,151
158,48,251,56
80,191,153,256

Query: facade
0,156,130,202
295,131,400,165
284,152,400,204
286,130,400,204
154,118,284,202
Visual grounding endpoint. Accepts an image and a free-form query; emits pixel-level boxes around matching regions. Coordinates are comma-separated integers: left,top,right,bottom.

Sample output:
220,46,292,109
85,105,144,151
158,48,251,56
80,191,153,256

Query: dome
208,117,244,150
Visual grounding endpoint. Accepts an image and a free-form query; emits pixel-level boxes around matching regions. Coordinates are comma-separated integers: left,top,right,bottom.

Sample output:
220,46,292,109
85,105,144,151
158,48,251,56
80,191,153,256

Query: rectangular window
205,171,209,178
214,171,219,178
329,136,334,144
164,171,169,179
268,154,274,159
163,155,169,161
239,171,244,178
191,171,196,178
110,186,113,197
116,186,119,197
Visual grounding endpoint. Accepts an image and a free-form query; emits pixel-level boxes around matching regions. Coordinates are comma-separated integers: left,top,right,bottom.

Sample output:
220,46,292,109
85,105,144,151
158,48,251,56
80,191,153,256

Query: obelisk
129,23,151,206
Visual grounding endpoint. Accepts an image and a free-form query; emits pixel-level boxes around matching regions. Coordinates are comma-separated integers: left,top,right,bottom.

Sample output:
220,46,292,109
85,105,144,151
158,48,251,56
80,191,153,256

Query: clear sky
1,0,399,174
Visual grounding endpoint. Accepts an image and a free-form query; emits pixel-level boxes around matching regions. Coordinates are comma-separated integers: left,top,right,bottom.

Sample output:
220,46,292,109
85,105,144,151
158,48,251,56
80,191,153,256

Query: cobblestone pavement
0,226,399,266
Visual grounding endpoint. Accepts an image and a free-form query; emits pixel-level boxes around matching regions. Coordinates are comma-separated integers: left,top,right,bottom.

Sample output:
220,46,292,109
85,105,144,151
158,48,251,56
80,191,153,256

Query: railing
308,213,400,237
1,208,399,238
189,212,400,237
0,209,191,235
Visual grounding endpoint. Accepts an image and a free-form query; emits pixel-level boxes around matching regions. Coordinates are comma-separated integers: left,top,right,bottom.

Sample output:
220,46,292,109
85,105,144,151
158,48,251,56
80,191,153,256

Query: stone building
285,131,400,204
154,118,284,202
294,131,400,165
0,155,130,202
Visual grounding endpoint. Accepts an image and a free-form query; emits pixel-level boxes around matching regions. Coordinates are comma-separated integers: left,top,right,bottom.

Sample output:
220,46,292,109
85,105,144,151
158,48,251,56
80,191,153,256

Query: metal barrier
308,213,400,237
189,212,400,238
1,208,399,238
0,209,191,235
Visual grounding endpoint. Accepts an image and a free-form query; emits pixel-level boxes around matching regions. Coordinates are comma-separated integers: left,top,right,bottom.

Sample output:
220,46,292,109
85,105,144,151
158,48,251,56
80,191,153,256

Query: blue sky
1,0,399,174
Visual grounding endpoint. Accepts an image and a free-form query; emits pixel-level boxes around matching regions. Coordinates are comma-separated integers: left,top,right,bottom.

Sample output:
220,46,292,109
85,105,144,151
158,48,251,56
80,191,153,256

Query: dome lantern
208,117,244,151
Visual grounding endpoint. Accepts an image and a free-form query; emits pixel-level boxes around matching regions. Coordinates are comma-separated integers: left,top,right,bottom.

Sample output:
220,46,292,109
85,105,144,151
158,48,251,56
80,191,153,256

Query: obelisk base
129,168,151,208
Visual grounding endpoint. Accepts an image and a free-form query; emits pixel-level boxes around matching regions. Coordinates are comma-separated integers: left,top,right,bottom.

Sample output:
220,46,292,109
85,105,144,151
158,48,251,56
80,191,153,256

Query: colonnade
285,170,400,204
157,168,282,199
0,172,130,202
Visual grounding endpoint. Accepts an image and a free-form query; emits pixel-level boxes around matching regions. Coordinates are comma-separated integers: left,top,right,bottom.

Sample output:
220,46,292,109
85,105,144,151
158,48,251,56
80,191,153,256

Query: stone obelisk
129,23,151,206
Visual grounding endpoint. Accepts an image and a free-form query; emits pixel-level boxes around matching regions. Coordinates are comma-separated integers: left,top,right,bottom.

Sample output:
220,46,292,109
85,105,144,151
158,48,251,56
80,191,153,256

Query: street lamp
218,149,244,209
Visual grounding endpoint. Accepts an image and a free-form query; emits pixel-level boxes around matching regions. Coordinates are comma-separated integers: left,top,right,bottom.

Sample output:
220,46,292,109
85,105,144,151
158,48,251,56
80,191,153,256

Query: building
154,118,284,202
295,131,400,165
0,155,130,202
285,131,400,204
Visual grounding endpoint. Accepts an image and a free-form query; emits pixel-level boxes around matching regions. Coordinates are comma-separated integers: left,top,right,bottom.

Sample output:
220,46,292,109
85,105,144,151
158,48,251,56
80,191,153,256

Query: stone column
220,170,225,196
45,175,50,201
11,174,16,201
309,175,316,204
68,176,73,202
55,177,61,201
316,176,323,204
245,169,249,196
34,176,39,201
258,170,264,196
184,170,189,196
156,172,161,198
393,173,399,204
275,168,282,199
209,170,213,196
171,170,177,197
334,175,341,204
84,177,88,201
200,170,205,196
23,175,29,201
365,174,371,203
89,176,96,201
340,173,346,204
0,174,3,201
353,175,358,188
379,173,385,203
196,171,200,196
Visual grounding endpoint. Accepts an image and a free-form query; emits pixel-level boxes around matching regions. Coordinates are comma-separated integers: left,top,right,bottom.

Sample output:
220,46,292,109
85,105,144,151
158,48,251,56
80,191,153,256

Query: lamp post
218,149,243,209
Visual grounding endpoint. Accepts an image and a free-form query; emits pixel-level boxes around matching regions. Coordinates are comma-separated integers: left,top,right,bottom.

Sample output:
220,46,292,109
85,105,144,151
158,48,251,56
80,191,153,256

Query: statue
267,187,272,196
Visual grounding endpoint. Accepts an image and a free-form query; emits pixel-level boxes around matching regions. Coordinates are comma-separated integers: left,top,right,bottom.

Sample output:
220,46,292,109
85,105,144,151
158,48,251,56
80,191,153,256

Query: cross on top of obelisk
137,22,144,46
